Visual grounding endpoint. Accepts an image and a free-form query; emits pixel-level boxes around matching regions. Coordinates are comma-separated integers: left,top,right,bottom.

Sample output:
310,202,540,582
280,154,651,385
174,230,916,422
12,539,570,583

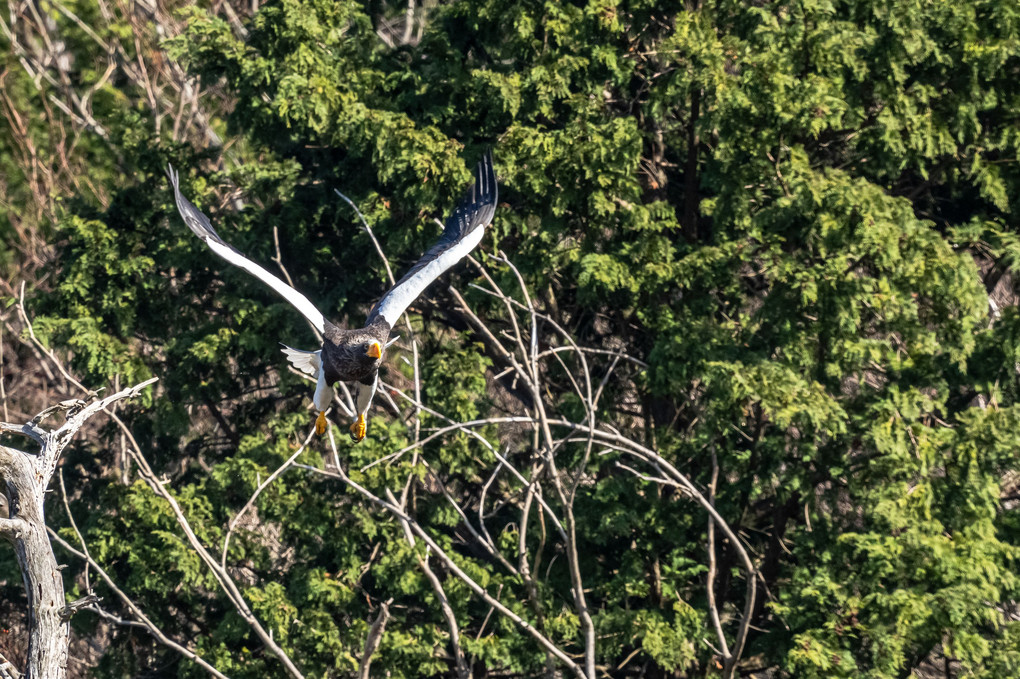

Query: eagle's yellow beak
366,341,382,359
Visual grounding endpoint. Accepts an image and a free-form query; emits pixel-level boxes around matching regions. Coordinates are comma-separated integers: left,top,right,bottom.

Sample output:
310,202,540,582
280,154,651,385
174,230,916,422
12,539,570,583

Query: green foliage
2,0,1019,676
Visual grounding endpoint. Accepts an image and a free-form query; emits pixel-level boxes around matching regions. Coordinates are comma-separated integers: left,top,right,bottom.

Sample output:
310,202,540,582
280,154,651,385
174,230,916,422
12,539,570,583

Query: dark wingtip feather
481,149,497,221
167,165,225,244
461,149,498,232
365,149,499,325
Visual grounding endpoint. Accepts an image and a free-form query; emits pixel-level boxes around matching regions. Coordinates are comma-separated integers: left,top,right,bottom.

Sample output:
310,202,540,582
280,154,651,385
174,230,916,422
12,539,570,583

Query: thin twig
271,225,322,343
303,453,587,679
58,469,91,593
334,189,396,285
0,650,21,679
706,447,731,660
221,425,317,569
0,318,8,422
382,487,470,679
48,530,230,679
102,408,307,679
357,598,392,679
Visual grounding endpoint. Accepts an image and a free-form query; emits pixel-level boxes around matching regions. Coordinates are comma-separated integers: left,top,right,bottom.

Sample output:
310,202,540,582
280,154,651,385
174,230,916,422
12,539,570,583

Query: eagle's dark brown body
321,318,391,385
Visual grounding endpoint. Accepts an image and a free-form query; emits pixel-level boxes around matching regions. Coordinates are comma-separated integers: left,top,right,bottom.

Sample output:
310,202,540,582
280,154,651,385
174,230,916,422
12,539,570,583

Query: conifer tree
1,0,1018,676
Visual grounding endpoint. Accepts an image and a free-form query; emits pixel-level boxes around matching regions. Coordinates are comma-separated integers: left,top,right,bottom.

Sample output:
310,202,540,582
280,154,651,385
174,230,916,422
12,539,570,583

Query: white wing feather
167,165,328,335
371,228,485,326
368,151,497,327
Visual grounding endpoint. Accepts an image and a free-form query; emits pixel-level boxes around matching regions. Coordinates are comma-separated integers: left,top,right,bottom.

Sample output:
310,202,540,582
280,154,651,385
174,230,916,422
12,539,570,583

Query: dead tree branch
357,598,392,679
0,376,157,679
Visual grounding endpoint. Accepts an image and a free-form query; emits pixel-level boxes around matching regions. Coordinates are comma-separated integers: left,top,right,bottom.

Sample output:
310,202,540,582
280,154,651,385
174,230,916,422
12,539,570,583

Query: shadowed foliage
1,0,1019,677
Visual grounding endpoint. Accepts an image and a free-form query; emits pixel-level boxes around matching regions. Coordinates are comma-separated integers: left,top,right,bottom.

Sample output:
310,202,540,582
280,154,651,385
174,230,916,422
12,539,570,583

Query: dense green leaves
1,0,1019,676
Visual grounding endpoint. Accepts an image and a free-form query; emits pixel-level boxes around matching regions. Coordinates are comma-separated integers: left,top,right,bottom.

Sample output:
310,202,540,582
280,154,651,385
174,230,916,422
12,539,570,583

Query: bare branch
17,281,87,394
59,594,101,622
0,421,46,445
48,529,230,679
221,425,317,569
58,470,90,593
1,320,9,424
335,189,397,286
420,458,519,576
613,461,679,489
602,430,756,678
103,407,307,679
357,599,392,679
476,253,597,678
0,516,30,540
706,448,730,660
382,487,470,679
0,650,21,679
272,225,323,343
365,398,568,539
302,452,587,679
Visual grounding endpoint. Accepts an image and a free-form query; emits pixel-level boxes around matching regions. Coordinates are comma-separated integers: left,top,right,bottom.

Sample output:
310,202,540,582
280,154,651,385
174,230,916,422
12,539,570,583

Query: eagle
167,151,497,442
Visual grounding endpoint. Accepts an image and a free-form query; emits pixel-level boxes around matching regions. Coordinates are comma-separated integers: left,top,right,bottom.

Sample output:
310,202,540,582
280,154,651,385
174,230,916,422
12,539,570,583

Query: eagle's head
358,340,383,367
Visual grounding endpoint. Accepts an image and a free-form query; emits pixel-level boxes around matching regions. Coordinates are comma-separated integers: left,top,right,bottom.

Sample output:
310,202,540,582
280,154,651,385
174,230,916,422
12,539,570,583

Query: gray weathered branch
0,376,157,679
357,599,392,679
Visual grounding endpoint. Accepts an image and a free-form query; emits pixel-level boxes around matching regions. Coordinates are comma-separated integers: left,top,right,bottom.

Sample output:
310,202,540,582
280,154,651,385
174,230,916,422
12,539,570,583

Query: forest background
0,0,1019,677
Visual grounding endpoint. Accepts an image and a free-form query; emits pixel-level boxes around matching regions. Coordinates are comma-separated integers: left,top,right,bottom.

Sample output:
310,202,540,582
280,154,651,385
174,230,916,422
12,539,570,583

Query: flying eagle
168,151,497,442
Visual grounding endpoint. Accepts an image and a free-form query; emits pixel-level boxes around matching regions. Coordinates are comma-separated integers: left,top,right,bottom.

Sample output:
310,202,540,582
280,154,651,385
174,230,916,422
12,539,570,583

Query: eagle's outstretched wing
167,165,328,335
367,151,497,327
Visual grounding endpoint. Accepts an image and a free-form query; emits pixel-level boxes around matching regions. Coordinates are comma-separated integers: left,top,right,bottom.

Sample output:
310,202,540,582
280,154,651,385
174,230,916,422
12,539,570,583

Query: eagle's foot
349,414,367,443
315,411,328,436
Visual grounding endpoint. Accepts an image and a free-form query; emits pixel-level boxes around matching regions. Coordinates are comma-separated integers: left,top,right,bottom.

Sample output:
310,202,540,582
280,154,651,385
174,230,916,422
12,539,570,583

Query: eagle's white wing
280,344,321,377
367,151,497,327
168,165,328,335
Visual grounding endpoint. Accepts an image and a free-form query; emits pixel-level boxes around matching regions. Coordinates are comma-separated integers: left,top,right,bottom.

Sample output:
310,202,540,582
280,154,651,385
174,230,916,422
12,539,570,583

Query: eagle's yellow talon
349,414,367,443
315,411,328,436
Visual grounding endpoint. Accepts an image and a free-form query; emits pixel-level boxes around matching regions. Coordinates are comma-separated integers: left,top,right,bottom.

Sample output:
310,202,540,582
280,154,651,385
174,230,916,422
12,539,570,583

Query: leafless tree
0,226,760,677
0,5,762,655
276,230,760,678
1,291,307,678
0,379,157,678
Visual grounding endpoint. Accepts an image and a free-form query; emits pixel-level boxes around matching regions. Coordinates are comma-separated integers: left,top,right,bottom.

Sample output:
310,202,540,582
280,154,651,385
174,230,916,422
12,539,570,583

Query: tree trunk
0,446,68,679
